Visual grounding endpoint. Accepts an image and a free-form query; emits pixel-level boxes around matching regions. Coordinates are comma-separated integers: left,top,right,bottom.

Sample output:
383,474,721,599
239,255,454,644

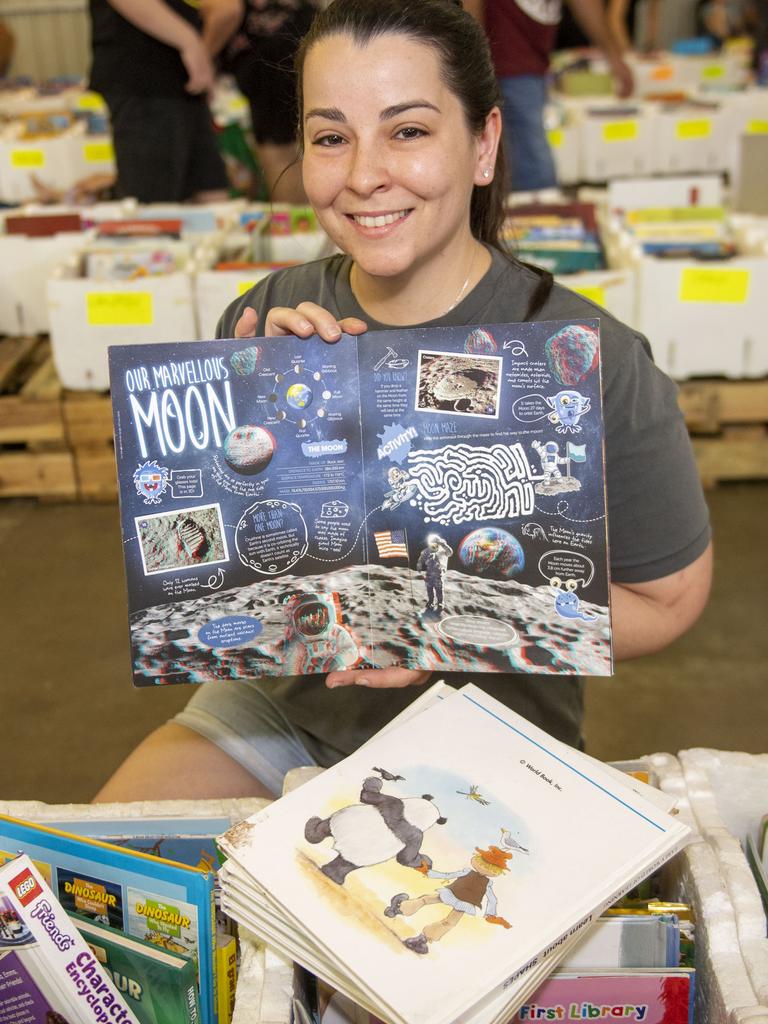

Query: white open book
218,684,691,1024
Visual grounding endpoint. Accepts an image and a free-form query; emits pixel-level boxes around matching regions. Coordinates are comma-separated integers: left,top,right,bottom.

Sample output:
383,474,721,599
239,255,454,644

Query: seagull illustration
456,784,490,806
500,827,529,854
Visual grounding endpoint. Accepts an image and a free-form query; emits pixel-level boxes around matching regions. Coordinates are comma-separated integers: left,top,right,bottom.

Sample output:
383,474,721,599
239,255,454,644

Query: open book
108,319,611,685
217,683,691,1024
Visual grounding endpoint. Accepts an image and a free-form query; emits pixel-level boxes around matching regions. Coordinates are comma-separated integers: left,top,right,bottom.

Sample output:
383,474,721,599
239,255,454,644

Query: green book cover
72,912,200,1024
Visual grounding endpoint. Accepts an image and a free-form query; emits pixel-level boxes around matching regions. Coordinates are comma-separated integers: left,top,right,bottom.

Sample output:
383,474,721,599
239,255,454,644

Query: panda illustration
304,771,447,885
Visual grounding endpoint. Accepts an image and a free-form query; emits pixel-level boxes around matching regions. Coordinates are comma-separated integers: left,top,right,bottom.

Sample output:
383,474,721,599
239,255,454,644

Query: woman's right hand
234,303,368,343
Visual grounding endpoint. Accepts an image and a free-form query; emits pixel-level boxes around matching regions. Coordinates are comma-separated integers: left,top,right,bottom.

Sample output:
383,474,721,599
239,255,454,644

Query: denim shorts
172,681,342,796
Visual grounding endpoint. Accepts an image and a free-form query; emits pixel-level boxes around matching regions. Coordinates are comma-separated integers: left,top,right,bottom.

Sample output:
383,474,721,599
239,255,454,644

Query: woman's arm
610,541,713,660
200,0,243,58
105,0,214,93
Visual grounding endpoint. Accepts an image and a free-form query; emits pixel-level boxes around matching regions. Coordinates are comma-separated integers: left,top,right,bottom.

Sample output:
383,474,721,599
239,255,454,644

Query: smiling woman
93,0,712,806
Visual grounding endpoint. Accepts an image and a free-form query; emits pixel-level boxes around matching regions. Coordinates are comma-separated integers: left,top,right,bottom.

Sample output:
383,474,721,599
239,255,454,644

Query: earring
482,168,491,179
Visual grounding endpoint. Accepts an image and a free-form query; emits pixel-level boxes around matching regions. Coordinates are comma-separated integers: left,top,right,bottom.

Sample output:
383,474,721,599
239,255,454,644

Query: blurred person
202,0,316,202
88,0,229,203
479,0,634,191
558,0,663,52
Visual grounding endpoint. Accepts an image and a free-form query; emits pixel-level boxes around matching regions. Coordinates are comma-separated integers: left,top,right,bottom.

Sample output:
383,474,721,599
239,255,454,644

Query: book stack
503,203,605,274
0,814,219,1024
217,682,692,1024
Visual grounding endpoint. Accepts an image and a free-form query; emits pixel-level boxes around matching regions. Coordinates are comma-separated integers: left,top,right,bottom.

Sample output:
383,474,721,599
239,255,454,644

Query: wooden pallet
677,379,768,488
0,336,77,500
0,336,116,501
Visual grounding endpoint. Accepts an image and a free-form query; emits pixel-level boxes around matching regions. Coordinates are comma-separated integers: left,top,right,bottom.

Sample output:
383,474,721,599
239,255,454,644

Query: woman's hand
326,668,432,689
234,303,367,342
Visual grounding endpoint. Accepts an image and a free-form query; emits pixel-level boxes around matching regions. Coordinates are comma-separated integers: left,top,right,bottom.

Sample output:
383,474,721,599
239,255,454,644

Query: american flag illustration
373,529,408,560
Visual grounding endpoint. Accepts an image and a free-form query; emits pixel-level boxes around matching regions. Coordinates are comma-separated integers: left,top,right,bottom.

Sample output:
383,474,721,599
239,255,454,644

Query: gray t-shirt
212,250,711,755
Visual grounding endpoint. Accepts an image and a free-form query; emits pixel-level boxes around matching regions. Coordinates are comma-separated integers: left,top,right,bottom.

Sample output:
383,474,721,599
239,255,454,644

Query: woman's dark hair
295,0,553,319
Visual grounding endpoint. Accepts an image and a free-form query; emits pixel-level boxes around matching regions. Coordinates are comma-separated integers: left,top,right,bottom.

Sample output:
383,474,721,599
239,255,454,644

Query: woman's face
301,32,498,286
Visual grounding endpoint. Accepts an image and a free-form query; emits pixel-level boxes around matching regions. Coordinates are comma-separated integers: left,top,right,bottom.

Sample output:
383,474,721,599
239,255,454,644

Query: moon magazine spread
108,319,611,686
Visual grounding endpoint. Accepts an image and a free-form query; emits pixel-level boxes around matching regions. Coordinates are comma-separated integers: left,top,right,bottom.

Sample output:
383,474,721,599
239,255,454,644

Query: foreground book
217,684,691,1024
72,913,200,1024
108,319,611,685
0,854,139,1024
0,815,218,1024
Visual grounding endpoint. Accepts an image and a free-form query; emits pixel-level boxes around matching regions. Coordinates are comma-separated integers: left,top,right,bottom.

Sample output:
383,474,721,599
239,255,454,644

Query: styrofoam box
195,266,278,340
651,101,729,174
634,255,768,379
652,751,768,1021
0,126,84,204
555,268,639,331
47,269,199,389
232,756,768,1024
604,174,724,214
576,101,657,182
0,232,91,335
546,120,581,186
71,132,116,183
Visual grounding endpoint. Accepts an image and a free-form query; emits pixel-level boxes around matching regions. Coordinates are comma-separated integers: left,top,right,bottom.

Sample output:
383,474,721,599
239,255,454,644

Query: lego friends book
0,816,217,1024
217,684,691,1024
108,319,611,686
0,854,139,1024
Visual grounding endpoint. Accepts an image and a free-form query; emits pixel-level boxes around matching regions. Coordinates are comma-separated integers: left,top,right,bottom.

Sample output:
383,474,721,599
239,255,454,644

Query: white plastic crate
555,267,639,331
46,260,199,389
0,231,89,335
651,101,729,174
576,101,657,181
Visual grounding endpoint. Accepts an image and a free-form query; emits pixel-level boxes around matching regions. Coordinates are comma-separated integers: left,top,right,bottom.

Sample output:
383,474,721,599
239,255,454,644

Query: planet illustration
544,323,598,386
223,424,276,475
286,383,313,410
464,328,498,354
458,527,525,579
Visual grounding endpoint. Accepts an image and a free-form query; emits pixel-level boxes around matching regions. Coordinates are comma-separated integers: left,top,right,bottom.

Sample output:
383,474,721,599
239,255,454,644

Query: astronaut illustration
282,592,360,675
382,466,417,510
416,534,453,613
304,768,447,885
384,844,513,955
546,389,590,434
531,440,567,484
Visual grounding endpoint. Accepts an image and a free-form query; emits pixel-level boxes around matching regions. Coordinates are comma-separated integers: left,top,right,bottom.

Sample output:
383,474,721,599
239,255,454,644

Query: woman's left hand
326,668,431,689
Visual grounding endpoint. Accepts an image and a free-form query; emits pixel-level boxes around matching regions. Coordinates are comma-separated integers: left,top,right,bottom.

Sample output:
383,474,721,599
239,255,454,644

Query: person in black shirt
89,0,230,202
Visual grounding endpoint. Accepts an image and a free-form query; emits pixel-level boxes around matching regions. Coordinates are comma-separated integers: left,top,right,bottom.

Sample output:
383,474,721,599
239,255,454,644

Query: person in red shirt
478,1,633,190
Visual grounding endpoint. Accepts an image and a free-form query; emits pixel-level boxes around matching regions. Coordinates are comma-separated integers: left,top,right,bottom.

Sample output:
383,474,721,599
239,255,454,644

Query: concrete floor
1,482,765,805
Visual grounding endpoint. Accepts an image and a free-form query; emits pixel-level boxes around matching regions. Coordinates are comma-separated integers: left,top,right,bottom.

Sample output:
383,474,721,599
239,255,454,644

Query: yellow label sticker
701,65,725,79
679,268,750,304
547,129,564,149
228,96,249,112
676,119,712,140
651,65,674,81
747,120,768,134
11,148,45,168
87,292,154,326
602,121,638,142
571,285,606,306
238,281,256,295
76,91,106,111
83,141,115,163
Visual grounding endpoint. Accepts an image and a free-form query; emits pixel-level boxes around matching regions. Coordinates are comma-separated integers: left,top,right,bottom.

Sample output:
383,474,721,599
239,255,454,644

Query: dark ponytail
296,0,553,318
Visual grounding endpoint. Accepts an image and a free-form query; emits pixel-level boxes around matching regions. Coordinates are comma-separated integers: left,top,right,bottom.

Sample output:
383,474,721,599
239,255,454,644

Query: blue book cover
0,815,217,1024
108,320,611,686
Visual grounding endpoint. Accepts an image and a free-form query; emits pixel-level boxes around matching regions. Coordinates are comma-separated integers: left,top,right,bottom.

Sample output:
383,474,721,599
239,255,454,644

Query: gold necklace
444,245,478,314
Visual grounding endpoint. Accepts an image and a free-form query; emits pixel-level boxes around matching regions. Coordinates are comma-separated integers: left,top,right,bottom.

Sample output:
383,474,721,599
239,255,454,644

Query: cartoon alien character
546,390,590,433
416,533,453,613
551,577,598,622
304,769,447,885
531,439,567,484
382,466,417,510
384,844,513,955
282,593,360,674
